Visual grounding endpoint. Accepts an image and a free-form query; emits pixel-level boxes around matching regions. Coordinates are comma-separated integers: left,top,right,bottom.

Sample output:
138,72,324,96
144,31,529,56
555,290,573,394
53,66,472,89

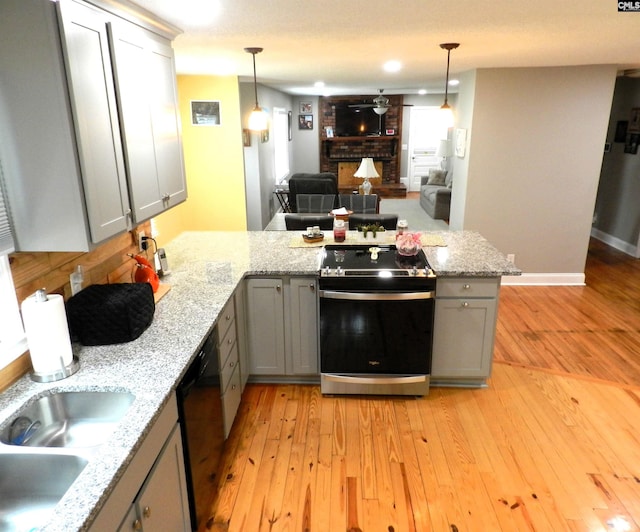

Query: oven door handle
318,290,434,301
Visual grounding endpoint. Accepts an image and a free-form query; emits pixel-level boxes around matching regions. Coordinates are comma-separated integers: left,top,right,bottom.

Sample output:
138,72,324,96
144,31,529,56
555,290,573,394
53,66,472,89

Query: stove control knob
412,265,418,276
324,266,330,276
337,266,343,276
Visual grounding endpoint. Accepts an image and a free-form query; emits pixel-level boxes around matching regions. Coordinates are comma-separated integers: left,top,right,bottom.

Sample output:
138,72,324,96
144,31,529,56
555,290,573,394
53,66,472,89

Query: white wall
457,65,617,282
291,96,320,173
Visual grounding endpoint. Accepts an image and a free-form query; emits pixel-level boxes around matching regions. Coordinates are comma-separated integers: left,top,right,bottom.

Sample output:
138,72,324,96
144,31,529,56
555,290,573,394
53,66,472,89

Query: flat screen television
334,105,385,137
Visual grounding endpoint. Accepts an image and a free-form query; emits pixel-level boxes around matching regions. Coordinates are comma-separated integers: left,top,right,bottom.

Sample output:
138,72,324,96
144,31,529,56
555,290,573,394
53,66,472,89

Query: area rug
379,198,449,231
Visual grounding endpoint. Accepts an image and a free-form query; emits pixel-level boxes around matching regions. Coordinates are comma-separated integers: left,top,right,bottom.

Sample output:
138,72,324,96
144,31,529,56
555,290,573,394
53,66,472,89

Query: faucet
9,416,41,445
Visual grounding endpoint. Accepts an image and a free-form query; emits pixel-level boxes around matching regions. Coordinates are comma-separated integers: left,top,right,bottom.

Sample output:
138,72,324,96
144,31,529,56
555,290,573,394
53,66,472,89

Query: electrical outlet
137,230,145,252
507,253,515,263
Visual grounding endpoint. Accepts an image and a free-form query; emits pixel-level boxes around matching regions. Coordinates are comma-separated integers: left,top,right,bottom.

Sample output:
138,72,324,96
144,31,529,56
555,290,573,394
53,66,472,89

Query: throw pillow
427,169,447,186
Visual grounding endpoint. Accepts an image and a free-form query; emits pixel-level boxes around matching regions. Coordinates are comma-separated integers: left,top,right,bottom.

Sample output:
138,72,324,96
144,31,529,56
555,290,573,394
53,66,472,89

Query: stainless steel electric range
318,244,436,396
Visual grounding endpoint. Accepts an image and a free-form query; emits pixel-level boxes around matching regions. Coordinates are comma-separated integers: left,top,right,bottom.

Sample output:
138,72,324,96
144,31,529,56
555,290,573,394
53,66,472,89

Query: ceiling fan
348,89,412,115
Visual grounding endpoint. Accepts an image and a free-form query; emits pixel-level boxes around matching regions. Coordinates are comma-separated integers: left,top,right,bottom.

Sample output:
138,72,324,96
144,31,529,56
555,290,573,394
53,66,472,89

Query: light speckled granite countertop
0,230,518,531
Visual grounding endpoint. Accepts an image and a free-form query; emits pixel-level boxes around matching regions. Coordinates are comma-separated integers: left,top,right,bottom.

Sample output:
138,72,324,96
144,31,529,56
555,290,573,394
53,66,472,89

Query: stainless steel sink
0,390,135,448
0,452,88,530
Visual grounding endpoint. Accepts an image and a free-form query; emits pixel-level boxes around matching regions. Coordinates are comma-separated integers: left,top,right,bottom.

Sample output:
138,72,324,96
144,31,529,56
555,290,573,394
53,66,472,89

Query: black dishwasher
177,329,225,530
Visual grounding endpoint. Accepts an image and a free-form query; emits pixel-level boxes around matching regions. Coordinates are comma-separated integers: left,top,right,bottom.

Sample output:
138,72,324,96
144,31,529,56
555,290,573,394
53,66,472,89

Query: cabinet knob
309,284,315,291
162,193,170,203
143,506,151,519
133,519,142,530
231,384,237,390
461,302,469,308
229,361,235,368
228,338,233,345
226,313,231,321
463,284,471,290
276,285,281,292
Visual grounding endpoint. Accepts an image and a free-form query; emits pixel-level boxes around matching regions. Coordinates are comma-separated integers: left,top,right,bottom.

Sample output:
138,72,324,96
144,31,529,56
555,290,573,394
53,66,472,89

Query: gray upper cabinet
109,20,186,222
57,0,132,244
0,0,185,252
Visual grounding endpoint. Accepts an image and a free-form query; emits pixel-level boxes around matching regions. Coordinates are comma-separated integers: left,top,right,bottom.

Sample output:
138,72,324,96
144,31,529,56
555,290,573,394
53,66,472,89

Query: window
0,155,26,369
273,107,290,184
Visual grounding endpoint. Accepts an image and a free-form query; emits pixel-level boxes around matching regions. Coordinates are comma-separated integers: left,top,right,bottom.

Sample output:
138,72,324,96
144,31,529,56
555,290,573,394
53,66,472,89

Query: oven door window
320,296,433,374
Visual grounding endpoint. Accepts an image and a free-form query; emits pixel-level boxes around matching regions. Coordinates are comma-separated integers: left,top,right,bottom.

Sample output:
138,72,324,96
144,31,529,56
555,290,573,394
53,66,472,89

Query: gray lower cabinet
431,277,500,386
0,0,184,252
117,424,190,531
245,276,319,377
90,392,190,530
216,296,242,438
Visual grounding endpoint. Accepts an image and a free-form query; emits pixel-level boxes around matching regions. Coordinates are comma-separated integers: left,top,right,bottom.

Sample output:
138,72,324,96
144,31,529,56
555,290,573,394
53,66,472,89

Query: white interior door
408,107,448,191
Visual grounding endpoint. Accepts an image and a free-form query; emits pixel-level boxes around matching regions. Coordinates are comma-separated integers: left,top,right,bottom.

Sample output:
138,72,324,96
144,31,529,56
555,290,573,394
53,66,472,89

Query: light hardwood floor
202,239,640,531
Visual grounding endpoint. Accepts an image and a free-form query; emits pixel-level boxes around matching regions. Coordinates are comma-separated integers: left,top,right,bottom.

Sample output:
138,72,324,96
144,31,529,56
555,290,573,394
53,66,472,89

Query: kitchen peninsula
0,230,518,531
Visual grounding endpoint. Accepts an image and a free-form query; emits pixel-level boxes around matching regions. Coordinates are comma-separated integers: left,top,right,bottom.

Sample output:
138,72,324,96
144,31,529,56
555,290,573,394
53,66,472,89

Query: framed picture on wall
629,108,640,133
615,121,628,143
191,100,221,126
455,128,467,157
624,133,639,154
300,102,312,113
298,114,313,130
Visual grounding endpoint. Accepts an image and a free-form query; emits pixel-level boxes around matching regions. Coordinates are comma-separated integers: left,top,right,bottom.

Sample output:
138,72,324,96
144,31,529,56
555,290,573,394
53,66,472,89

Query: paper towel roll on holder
30,355,80,383
25,289,80,383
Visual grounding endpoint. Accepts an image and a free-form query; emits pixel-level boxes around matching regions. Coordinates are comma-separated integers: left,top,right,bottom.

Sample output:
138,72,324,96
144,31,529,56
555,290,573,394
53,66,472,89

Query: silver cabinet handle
462,302,469,308
463,283,471,289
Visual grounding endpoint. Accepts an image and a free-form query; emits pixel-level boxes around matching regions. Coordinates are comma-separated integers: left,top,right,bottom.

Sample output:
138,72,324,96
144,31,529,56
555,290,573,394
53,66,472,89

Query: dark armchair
284,214,334,230
287,173,338,212
348,213,398,230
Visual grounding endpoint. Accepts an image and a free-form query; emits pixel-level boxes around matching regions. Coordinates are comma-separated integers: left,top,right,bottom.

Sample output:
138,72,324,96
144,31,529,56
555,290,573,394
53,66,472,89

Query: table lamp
354,157,379,195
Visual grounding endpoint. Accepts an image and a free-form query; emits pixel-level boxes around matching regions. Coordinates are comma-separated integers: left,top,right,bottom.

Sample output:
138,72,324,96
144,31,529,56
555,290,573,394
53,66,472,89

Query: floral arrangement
396,232,422,256
357,223,386,238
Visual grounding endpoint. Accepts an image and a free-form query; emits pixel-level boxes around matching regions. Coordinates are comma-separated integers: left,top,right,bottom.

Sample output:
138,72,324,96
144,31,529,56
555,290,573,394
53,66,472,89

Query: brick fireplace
319,95,405,197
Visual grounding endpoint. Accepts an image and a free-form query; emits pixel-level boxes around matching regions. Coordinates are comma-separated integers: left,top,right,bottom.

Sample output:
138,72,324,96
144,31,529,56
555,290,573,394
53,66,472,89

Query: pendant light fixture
439,42,459,129
244,47,268,131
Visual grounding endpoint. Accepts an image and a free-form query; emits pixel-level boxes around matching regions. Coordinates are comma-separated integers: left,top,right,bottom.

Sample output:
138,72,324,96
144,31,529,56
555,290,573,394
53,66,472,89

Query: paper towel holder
31,355,80,383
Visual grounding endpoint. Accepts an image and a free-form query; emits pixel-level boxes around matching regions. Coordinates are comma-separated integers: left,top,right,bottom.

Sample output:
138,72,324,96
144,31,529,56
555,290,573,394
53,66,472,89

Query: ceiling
130,0,640,96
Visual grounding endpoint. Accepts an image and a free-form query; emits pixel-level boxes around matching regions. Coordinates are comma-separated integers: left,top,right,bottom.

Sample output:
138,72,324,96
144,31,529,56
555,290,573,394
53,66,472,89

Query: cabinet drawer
220,342,239,393
436,277,500,299
221,365,242,438
217,297,236,340
218,318,237,367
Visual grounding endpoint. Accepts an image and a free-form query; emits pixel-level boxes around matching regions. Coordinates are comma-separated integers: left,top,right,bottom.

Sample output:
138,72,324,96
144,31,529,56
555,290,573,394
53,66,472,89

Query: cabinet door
234,282,250,389
119,424,190,531
110,22,186,222
288,277,319,374
246,278,286,374
57,0,131,243
431,298,497,379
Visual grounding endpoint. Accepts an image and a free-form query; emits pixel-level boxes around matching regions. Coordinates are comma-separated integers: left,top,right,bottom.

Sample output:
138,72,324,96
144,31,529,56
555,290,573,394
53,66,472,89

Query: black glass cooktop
320,244,432,276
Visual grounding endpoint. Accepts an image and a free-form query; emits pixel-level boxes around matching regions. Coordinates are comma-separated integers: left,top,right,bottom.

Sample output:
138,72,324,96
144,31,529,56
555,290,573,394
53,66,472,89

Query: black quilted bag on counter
66,283,155,345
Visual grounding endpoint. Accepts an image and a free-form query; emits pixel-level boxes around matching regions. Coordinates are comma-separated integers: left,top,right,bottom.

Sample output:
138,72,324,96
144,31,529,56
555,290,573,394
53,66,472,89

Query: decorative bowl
396,232,422,256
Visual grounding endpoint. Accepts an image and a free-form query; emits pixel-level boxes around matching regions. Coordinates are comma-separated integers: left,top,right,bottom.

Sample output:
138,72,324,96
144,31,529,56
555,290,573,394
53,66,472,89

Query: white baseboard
501,273,585,286
590,228,639,257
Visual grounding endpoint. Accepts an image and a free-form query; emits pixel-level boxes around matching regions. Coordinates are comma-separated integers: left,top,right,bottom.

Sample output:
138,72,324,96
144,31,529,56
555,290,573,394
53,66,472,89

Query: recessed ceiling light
383,60,402,73
418,89,427,95
449,79,460,86
314,81,325,88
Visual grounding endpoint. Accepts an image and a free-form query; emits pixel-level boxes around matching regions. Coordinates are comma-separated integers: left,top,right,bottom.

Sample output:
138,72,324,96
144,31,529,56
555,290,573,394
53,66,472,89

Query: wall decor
455,128,467,157
624,133,639,154
299,114,313,130
629,108,640,133
615,121,628,143
242,128,251,147
385,129,395,136
300,102,312,113
325,126,334,138
191,100,221,126
261,128,269,143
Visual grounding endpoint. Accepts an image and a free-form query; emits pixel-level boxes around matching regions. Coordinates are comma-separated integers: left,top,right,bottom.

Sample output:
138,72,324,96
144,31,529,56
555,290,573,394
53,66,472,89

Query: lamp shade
436,139,453,158
248,106,268,130
353,157,379,179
